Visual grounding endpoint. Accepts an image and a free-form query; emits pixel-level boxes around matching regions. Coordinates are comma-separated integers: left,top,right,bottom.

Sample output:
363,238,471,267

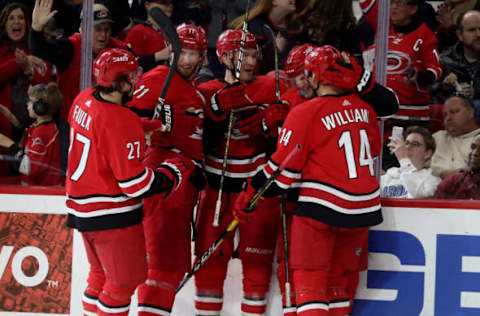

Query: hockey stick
0,154,66,176
212,0,252,227
264,24,291,306
280,193,292,307
150,7,181,120
263,24,281,103
178,144,301,293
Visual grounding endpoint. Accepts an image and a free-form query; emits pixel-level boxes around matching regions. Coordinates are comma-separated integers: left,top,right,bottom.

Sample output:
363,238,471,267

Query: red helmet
216,29,258,59
284,44,316,78
93,48,139,88
176,23,207,54
304,45,341,83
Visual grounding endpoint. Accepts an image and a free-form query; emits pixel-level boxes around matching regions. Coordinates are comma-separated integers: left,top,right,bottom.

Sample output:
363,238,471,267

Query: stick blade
149,7,181,57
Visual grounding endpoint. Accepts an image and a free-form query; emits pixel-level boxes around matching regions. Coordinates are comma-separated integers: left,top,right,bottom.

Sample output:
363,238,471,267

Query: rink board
1,187,480,316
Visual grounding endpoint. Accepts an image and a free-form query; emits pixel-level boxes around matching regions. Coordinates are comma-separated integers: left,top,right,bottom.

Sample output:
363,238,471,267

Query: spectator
0,82,63,186
230,0,307,75
29,0,127,172
431,95,480,179
173,0,210,26
434,133,480,199
299,0,363,60
204,0,247,78
431,10,480,108
382,125,441,198
358,0,438,49
436,0,480,52
125,0,172,73
360,0,442,128
0,2,51,176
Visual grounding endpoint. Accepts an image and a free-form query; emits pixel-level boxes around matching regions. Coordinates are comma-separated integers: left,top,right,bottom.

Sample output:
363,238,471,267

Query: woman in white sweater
382,125,442,198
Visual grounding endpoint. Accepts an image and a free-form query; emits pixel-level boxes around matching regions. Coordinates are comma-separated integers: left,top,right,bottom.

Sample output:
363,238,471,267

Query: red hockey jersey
361,0,442,122
66,88,157,232
257,93,382,228
20,121,62,186
281,87,309,109
200,76,287,192
129,66,205,162
126,23,168,59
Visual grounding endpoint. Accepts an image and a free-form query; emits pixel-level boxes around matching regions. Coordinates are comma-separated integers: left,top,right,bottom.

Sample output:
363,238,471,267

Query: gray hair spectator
435,133,480,199
382,125,441,198
431,95,480,178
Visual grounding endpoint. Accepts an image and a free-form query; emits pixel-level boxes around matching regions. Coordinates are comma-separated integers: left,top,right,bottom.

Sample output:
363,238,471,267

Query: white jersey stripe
66,202,143,218
392,114,430,121
398,104,430,110
118,167,149,188
206,153,266,165
301,182,380,201
137,305,170,315
242,298,267,306
195,295,223,303
97,301,129,313
194,310,220,316
329,300,350,309
298,196,381,214
126,168,155,197
297,302,329,313
82,294,98,305
68,194,131,204
204,164,265,178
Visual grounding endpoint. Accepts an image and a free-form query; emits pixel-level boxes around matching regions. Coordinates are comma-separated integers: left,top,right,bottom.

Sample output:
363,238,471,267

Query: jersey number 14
338,129,374,179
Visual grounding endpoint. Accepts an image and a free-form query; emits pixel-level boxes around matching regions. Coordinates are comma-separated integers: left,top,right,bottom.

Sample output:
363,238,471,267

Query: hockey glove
141,106,201,137
235,109,265,137
156,157,195,196
233,180,258,224
322,52,375,95
261,102,289,137
210,82,251,120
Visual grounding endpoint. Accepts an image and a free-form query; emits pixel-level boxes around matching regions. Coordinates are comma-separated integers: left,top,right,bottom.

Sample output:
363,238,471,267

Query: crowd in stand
2,0,480,315
0,0,477,200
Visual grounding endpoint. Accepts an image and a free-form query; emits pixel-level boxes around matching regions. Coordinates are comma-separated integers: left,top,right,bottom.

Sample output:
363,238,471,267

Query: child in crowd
0,82,63,186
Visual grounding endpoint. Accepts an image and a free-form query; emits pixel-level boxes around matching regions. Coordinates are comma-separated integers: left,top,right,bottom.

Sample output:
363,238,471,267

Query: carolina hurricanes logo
31,137,43,148
97,10,109,18
363,48,412,75
386,51,412,75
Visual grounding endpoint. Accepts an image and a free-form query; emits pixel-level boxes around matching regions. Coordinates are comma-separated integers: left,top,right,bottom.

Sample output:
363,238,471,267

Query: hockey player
279,45,399,314
127,23,206,315
65,48,192,316
360,0,442,127
234,45,384,316
194,29,289,316
282,44,317,106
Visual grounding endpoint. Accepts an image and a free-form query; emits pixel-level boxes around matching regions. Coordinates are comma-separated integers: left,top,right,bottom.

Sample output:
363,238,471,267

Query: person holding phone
382,125,441,198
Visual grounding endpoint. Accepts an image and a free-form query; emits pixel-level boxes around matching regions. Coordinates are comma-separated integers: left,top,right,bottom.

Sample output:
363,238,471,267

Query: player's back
66,88,150,231
299,93,381,194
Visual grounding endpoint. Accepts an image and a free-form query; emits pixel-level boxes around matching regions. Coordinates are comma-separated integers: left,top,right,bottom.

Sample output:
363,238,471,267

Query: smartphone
392,126,404,140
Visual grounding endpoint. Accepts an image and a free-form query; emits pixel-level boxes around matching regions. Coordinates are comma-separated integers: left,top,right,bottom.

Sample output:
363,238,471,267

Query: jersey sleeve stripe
118,168,150,188
127,170,156,197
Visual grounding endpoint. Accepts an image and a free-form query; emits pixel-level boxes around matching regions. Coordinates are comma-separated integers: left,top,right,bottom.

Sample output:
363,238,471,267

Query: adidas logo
342,99,351,106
